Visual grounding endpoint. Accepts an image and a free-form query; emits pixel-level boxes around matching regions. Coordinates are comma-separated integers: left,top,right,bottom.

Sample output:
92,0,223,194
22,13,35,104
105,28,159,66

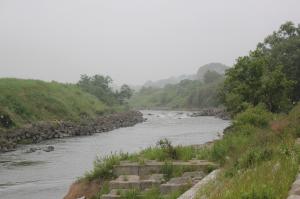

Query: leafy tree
204,70,223,84
257,21,300,101
222,22,298,114
77,74,117,105
117,84,133,104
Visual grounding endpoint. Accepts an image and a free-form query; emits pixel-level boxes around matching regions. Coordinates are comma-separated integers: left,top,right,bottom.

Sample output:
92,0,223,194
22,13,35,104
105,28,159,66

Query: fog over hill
142,63,229,88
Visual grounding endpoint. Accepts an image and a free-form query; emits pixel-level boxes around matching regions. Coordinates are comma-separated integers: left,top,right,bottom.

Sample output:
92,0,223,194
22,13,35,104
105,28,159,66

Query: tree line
77,74,133,106
222,21,300,114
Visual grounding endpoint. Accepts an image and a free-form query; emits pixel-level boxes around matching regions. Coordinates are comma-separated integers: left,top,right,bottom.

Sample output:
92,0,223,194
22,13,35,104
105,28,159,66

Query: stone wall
0,111,144,153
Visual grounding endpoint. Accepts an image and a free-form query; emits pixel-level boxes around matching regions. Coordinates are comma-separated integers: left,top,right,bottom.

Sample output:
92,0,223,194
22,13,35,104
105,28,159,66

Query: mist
1,0,300,85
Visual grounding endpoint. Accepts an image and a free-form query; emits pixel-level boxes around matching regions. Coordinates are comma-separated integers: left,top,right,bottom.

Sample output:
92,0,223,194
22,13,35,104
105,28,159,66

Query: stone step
178,169,220,199
109,179,160,190
182,171,206,183
101,189,127,199
160,176,192,194
101,194,121,199
113,160,217,176
109,174,161,190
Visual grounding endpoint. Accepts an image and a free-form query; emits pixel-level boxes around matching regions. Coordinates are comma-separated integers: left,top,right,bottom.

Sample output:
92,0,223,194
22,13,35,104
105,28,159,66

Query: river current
0,111,230,199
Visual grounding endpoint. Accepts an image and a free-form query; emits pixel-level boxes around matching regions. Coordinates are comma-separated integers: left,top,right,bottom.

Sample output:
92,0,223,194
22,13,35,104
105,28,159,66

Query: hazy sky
1,0,300,85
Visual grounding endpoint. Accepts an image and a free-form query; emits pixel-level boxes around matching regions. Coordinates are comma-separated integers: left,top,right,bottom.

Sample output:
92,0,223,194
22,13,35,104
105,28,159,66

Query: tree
257,21,300,101
77,74,117,105
203,70,223,84
222,22,299,114
117,84,133,104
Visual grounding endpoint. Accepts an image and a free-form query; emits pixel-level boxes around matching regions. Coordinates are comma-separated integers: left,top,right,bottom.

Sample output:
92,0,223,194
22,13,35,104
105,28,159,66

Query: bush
234,106,273,128
236,148,273,169
156,139,178,160
161,161,174,180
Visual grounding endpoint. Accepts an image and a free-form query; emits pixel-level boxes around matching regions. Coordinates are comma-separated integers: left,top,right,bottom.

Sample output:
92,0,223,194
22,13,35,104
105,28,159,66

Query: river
0,111,230,199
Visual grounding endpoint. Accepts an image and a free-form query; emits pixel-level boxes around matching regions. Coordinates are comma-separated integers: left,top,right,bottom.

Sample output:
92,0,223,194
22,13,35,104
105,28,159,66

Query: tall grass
196,104,300,199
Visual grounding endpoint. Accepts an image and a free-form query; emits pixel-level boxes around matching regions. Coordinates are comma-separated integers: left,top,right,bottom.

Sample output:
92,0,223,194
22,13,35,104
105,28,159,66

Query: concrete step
182,171,206,182
101,194,121,199
109,174,161,190
113,160,217,176
101,189,127,199
178,170,220,199
160,176,192,194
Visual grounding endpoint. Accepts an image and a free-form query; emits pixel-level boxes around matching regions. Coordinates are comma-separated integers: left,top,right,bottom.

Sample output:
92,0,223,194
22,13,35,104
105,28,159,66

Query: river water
0,111,230,199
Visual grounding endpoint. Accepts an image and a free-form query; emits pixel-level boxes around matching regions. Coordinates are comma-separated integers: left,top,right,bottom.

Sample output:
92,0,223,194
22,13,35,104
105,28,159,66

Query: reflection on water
0,111,230,199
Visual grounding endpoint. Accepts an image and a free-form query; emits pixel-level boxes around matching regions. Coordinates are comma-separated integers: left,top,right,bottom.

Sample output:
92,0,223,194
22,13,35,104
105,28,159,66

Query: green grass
0,78,111,129
195,104,300,199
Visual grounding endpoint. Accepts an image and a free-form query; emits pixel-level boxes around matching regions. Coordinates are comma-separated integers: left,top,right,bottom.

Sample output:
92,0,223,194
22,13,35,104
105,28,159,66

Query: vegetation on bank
192,21,300,199
84,139,211,181
195,104,300,199
129,70,225,109
0,78,107,129
0,75,133,130
80,21,300,199
77,74,133,106
81,139,215,199
222,21,300,114
81,104,300,199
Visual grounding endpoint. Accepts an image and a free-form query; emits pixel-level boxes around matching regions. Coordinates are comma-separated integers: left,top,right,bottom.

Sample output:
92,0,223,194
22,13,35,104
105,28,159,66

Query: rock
0,111,144,153
25,147,39,153
0,113,14,128
43,146,55,152
190,108,230,120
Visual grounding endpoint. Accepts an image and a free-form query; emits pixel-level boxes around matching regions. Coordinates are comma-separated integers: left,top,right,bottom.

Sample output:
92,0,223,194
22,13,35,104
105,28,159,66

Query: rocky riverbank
190,108,230,120
0,111,144,153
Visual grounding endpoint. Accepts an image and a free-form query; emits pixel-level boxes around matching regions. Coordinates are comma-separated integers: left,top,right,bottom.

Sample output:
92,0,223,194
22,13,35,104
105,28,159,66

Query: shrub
161,161,174,180
236,148,273,169
156,138,178,160
234,106,273,128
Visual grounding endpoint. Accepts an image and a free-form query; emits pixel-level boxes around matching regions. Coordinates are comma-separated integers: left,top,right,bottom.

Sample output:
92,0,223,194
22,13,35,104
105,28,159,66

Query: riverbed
0,111,230,199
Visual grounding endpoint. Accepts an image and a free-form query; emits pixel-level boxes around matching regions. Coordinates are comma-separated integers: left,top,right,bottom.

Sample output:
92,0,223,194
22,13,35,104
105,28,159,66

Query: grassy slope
0,78,109,129
196,104,300,199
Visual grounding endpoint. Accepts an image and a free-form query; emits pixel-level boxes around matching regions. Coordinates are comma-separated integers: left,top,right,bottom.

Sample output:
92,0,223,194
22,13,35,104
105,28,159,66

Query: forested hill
129,65,227,109
143,63,229,88
196,63,229,80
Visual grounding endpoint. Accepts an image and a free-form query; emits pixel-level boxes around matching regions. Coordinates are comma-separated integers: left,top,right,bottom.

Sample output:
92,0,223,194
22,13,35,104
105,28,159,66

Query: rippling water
0,111,230,199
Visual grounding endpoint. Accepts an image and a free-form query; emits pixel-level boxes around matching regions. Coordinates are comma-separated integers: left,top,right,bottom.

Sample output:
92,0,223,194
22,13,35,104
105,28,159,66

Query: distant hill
130,62,229,109
142,63,229,88
143,74,196,88
196,63,229,80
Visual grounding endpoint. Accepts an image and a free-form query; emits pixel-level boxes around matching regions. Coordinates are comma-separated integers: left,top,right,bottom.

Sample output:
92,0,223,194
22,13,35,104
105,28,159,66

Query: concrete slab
113,160,217,176
287,195,300,199
178,169,220,199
